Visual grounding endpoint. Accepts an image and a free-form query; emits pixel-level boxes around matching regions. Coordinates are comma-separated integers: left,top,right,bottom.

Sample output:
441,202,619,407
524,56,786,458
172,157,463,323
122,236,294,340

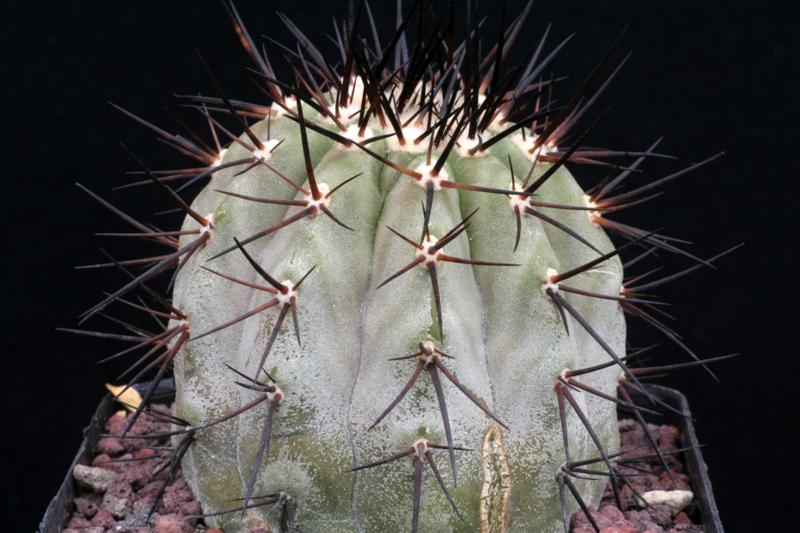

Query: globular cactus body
174,106,623,531
70,2,734,532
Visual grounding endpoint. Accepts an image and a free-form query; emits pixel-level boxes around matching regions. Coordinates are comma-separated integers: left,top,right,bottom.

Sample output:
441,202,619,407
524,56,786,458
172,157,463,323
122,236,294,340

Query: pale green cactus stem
171,94,624,531
66,2,736,531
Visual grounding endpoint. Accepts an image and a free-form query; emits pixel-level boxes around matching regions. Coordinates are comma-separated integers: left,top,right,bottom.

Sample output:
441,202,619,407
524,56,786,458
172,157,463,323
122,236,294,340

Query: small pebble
102,482,134,518
180,499,202,517
89,508,114,528
66,515,91,529
91,453,115,470
572,421,704,532
637,489,694,512
105,412,128,434
154,513,193,533
65,405,206,532
73,464,117,492
73,494,101,518
97,436,126,456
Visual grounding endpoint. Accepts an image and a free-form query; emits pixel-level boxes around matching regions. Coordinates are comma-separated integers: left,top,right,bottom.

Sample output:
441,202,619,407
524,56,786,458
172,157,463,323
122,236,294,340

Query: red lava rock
66,405,203,532
157,479,195,514
626,508,664,532
97,436,126,456
610,527,637,533
133,495,157,514
119,459,154,489
180,499,202,517
73,494,101,518
650,504,677,527
135,447,160,460
89,507,115,528
138,480,163,498
105,412,128,434
154,513,193,533
571,421,704,533
115,452,135,465
66,515,91,528
102,481,134,518
91,453,115,471
127,413,158,437
598,504,625,522
574,503,641,533
659,426,680,450
206,529,224,533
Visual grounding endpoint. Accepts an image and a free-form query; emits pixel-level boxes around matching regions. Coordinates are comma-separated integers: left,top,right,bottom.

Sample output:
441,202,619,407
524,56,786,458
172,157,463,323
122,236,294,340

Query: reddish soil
571,418,704,533
63,405,201,533
63,405,706,532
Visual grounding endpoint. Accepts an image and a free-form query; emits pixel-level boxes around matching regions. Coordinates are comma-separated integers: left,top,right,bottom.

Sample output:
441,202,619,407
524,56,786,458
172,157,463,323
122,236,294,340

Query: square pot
39,381,722,532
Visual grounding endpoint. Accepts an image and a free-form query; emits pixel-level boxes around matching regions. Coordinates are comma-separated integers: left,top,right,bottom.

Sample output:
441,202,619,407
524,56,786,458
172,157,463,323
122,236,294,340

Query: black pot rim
38,379,175,533
620,383,723,533
39,380,722,532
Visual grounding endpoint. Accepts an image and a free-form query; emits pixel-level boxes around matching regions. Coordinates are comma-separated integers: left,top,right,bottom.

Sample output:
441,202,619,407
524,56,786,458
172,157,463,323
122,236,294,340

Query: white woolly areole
341,125,373,144
266,385,285,404
415,235,441,265
583,193,602,227
485,112,508,133
387,123,427,153
326,78,365,124
252,138,282,161
412,438,432,457
200,213,214,246
275,281,296,306
328,76,364,117
511,130,558,161
325,102,361,126
199,213,215,240
211,148,228,168
420,339,437,354
507,182,530,211
541,267,560,295
167,319,190,344
306,182,331,213
270,95,297,117
414,162,449,191
458,92,507,132
454,133,487,158
419,340,438,364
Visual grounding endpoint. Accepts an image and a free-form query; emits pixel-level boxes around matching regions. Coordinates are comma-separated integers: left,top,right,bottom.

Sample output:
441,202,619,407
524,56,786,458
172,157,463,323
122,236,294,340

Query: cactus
68,2,738,532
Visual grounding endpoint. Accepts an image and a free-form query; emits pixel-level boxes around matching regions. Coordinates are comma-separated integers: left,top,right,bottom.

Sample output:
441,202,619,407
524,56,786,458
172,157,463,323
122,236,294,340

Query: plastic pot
38,381,722,532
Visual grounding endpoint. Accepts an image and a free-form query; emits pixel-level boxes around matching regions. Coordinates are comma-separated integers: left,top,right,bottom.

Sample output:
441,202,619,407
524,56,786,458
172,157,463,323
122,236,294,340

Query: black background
3,1,797,531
